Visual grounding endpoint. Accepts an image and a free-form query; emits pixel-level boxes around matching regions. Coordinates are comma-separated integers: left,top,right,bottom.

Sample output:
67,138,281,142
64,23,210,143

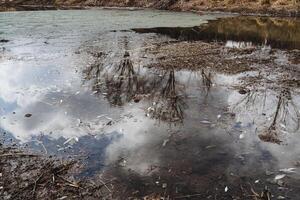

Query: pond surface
133,16,300,50
0,9,300,199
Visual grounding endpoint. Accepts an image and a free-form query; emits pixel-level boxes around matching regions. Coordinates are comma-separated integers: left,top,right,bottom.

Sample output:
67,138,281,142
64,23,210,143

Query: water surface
1,10,300,199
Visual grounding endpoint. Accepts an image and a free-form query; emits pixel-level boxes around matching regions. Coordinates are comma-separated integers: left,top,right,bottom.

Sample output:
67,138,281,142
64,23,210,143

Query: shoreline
0,4,299,17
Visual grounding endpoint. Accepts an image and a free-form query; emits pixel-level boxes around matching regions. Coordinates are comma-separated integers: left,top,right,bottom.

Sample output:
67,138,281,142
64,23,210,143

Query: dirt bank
1,0,300,16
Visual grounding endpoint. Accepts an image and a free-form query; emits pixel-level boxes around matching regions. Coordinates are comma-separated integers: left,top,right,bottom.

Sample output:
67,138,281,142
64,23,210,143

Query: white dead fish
239,133,245,139
63,137,79,146
205,145,216,149
279,123,286,129
77,118,82,126
255,180,259,183
57,196,68,200
225,186,228,192
217,114,221,119
277,196,286,199
96,114,107,119
200,120,211,124
162,139,169,147
274,174,286,180
279,168,296,173
147,107,154,112
105,116,113,121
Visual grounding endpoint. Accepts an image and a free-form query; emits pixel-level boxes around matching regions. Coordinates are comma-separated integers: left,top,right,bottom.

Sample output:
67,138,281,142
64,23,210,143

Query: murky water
1,10,300,199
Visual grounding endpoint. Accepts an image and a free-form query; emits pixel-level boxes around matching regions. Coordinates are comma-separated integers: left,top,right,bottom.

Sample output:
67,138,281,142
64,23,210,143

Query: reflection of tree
201,69,213,94
84,51,188,122
104,51,141,106
148,70,187,123
83,52,105,92
259,89,300,144
233,88,300,144
83,35,154,106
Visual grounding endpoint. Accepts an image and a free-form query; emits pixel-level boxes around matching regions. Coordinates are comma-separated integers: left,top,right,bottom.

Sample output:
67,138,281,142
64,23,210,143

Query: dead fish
24,113,32,118
225,186,228,192
274,174,286,180
279,168,296,173
200,120,211,124
238,89,248,95
63,137,79,146
239,133,245,139
162,139,169,147
205,145,216,149
0,39,9,43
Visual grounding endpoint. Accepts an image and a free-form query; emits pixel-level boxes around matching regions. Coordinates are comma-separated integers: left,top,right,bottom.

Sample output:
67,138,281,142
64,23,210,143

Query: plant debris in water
0,147,115,199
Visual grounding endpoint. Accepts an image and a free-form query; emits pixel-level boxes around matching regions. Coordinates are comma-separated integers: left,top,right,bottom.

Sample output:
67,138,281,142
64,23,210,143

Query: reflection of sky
228,88,300,173
1,10,300,181
0,10,221,160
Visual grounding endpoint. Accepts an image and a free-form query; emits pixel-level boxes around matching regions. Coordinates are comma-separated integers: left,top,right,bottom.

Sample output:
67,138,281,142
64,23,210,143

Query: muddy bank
0,146,115,199
0,133,300,200
1,0,300,17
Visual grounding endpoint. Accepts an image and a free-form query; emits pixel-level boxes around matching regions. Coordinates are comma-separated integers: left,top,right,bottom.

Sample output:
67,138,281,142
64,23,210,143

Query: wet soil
0,146,114,199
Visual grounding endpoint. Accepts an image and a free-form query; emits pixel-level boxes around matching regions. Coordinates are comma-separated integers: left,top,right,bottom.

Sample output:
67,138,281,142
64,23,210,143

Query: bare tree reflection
200,69,213,99
83,52,106,91
83,35,156,106
104,51,141,106
147,69,187,123
233,87,300,144
83,37,229,123
259,89,300,144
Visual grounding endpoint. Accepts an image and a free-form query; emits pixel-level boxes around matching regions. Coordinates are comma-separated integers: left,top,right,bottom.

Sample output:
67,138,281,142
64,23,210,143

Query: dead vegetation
0,147,115,199
1,0,300,16
0,144,285,200
145,41,254,74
